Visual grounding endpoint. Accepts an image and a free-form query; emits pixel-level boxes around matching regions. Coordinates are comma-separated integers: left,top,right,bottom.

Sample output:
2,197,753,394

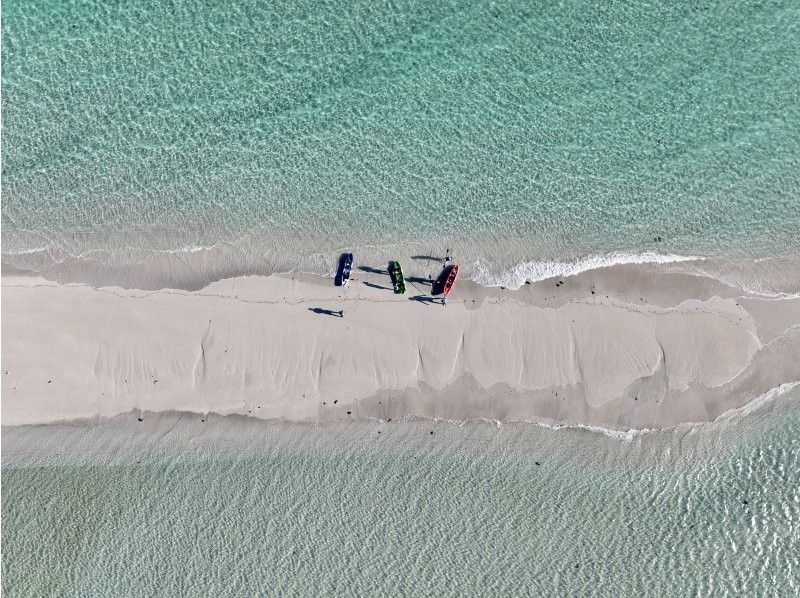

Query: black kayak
335,253,354,286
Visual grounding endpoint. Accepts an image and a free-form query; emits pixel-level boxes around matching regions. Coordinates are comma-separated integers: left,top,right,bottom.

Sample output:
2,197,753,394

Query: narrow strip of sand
3,265,799,429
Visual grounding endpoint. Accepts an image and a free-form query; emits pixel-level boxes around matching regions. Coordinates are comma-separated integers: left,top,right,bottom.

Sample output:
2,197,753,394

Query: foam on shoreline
6,231,799,300
470,251,704,289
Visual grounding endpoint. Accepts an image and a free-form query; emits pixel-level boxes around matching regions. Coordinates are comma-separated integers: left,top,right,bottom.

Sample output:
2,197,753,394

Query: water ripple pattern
3,390,799,596
3,0,800,282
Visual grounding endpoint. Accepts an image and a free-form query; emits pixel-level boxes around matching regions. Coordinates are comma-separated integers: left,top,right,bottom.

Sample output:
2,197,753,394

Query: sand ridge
2,264,799,429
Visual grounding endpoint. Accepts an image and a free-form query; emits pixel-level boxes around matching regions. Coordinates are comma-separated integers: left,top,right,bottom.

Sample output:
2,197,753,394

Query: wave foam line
471,251,704,289
534,380,800,440
709,380,800,424
1,246,52,256
532,420,654,441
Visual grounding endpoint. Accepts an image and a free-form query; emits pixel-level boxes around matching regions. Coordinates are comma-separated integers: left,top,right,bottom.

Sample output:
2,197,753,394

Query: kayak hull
388,261,406,294
335,253,354,286
443,264,459,296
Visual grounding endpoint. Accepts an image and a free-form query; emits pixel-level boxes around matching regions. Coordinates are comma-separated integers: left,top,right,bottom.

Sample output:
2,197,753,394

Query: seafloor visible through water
3,385,799,596
3,0,799,289
3,0,800,594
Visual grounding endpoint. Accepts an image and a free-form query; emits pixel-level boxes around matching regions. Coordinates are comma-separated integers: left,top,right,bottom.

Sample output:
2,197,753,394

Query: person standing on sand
442,297,447,307
338,310,344,317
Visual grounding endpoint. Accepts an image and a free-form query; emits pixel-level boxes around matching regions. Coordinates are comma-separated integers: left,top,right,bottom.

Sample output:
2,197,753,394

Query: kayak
443,264,459,295
335,253,354,286
388,261,406,294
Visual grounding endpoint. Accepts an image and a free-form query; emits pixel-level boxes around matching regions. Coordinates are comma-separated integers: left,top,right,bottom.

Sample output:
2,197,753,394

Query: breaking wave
471,251,705,289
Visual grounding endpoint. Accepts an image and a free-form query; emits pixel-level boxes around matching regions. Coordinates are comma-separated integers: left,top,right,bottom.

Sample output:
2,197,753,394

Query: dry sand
3,263,799,429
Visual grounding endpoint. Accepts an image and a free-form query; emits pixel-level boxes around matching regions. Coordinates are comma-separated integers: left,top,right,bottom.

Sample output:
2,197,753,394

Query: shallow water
3,1,800,594
3,386,799,596
3,0,799,286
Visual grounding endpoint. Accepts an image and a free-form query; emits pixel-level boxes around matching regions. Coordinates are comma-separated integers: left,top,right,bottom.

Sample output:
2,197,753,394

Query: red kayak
443,264,459,296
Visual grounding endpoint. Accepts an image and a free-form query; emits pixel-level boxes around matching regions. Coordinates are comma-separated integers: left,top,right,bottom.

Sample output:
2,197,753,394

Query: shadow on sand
405,276,432,286
308,307,344,317
358,266,387,275
409,295,442,306
363,281,392,291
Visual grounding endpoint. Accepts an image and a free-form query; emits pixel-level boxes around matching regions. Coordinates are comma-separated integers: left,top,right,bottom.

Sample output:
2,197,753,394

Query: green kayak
388,261,406,294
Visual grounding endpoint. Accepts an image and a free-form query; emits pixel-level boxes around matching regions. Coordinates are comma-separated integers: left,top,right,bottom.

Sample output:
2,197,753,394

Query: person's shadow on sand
409,295,441,306
308,307,344,317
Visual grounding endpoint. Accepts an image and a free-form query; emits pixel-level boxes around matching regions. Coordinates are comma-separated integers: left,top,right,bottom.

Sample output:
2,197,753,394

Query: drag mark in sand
193,320,213,390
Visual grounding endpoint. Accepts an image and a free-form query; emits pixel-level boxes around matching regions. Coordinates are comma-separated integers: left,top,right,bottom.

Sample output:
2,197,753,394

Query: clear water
3,388,799,596
3,2,800,594
3,0,800,285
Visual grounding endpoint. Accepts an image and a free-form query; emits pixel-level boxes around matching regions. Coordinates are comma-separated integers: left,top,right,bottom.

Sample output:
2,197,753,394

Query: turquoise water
3,389,799,596
3,3,800,593
3,0,800,285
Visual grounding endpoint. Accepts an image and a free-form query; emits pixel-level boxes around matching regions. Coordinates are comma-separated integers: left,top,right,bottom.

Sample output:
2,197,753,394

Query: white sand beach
3,263,799,429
